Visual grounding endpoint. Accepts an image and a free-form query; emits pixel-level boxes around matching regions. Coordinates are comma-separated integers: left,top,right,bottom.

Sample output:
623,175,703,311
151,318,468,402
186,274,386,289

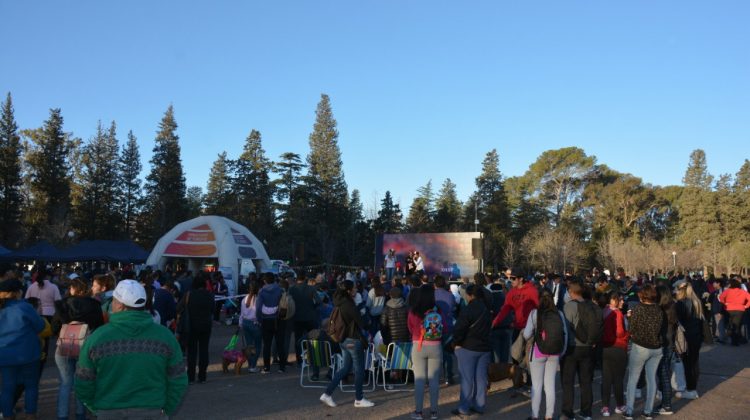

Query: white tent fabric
146,216,272,296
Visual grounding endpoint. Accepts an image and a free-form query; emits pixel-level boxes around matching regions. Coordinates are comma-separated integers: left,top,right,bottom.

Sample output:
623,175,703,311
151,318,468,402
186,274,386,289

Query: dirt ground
30,324,750,419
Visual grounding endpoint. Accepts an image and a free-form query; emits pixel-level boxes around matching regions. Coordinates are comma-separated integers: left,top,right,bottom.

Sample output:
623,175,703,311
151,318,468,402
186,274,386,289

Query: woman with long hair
319,280,375,409
177,271,214,383
674,281,705,400
367,278,386,336
52,278,104,420
624,284,665,420
600,292,629,417
522,289,568,420
653,285,677,415
240,281,262,372
408,284,447,420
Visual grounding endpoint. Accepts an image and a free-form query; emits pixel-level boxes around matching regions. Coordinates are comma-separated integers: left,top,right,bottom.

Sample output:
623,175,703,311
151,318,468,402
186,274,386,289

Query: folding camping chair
378,341,413,392
334,342,378,393
299,339,334,388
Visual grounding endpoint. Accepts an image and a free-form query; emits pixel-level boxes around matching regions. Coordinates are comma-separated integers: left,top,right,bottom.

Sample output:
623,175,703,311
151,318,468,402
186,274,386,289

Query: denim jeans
325,338,365,400
626,343,662,414
55,354,86,420
241,320,263,368
386,267,395,282
1,361,39,417
455,348,491,414
489,328,512,363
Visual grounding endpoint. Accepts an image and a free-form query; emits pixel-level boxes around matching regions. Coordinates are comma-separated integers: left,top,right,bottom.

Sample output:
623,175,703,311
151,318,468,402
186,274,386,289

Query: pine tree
273,152,305,224
304,94,349,262
434,178,462,232
474,149,512,265
231,129,274,241
74,121,122,239
344,189,373,265
734,159,750,193
25,108,74,243
405,180,434,232
119,130,142,238
142,105,187,246
374,191,402,233
204,152,233,216
186,186,203,219
682,149,713,190
0,93,23,245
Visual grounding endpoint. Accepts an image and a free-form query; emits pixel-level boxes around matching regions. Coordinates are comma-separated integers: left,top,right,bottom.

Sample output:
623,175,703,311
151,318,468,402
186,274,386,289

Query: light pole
474,201,479,232
672,251,677,271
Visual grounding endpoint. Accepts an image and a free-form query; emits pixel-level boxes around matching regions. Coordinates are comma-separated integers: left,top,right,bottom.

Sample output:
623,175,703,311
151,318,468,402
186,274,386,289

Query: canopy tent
146,215,273,296
0,241,59,261
54,240,150,263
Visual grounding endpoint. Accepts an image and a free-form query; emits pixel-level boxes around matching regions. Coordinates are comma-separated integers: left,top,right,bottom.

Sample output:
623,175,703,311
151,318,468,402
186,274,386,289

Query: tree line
0,92,748,275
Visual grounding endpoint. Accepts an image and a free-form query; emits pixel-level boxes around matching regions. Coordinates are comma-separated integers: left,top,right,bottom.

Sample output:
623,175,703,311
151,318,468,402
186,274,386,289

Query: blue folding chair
378,341,413,392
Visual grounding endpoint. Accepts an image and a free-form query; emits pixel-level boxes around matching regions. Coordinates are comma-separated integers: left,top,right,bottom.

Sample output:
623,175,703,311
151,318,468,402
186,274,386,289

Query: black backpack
574,301,603,345
534,309,565,355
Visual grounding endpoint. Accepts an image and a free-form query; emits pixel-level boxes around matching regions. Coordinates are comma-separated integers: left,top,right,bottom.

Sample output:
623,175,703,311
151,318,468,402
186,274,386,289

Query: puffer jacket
380,297,409,344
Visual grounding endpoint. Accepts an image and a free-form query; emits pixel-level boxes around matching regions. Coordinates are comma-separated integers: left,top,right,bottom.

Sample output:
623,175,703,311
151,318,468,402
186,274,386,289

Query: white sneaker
248,367,260,373
320,393,337,407
354,398,375,408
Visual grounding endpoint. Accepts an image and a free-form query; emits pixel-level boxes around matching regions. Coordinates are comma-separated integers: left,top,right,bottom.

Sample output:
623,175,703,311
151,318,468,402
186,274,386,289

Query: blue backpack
419,307,443,350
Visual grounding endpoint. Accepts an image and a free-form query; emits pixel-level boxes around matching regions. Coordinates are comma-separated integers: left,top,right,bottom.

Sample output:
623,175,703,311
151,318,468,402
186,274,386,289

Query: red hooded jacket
492,281,539,330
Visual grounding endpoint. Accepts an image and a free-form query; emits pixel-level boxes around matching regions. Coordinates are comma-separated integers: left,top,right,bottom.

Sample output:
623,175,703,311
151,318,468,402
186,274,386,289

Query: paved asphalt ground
32,324,750,419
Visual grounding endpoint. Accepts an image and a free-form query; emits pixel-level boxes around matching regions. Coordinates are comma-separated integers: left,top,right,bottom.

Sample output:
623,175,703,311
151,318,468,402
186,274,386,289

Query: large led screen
375,232,481,278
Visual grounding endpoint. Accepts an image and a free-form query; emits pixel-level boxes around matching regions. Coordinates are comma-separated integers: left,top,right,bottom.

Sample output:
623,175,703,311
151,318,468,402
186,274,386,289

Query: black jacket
380,298,410,344
333,293,366,343
52,296,105,335
178,289,214,334
453,299,491,352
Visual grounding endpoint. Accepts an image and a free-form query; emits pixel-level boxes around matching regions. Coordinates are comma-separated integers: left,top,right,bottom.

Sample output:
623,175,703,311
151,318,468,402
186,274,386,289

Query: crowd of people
1,261,749,419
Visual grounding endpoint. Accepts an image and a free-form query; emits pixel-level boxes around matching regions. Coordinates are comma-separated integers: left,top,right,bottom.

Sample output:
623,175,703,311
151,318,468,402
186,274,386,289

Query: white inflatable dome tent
146,216,272,296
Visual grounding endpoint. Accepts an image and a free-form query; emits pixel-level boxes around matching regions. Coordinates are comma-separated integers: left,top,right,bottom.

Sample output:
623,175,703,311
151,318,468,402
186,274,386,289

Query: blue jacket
0,299,45,366
255,283,283,320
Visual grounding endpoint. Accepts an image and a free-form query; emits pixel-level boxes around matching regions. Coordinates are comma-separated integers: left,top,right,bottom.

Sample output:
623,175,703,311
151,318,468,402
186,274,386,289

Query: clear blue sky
2,1,748,215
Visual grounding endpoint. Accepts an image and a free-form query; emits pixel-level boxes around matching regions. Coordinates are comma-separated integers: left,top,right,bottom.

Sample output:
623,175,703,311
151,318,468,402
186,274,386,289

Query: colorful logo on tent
163,224,218,257
231,228,252,245
164,243,217,257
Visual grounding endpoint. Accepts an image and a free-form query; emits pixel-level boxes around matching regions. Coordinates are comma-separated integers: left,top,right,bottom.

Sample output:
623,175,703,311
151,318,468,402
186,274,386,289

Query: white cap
113,279,147,308
69,273,79,280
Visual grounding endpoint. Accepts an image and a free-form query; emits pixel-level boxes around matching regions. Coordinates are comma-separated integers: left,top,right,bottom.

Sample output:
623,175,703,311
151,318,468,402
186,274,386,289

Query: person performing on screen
384,249,397,282
414,252,425,276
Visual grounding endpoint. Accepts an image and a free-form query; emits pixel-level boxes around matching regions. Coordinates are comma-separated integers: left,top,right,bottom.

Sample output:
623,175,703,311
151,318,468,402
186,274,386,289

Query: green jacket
75,310,187,415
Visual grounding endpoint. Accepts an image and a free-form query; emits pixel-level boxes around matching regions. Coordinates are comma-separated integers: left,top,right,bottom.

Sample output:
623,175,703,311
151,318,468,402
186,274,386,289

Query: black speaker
472,238,484,259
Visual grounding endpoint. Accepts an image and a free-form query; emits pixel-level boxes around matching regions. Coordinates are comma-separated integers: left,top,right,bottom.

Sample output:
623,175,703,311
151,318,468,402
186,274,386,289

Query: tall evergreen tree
142,105,187,246
734,159,750,193
231,129,274,241
405,180,434,232
24,108,74,243
273,152,305,224
344,189,373,265
119,130,142,238
682,149,713,190
204,152,233,216
474,149,512,264
374,191,402,233
271,152,307,262
304,94,349,262
186,186,203,219
74,121,122,239
434,178,462,232
0,93,23,245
